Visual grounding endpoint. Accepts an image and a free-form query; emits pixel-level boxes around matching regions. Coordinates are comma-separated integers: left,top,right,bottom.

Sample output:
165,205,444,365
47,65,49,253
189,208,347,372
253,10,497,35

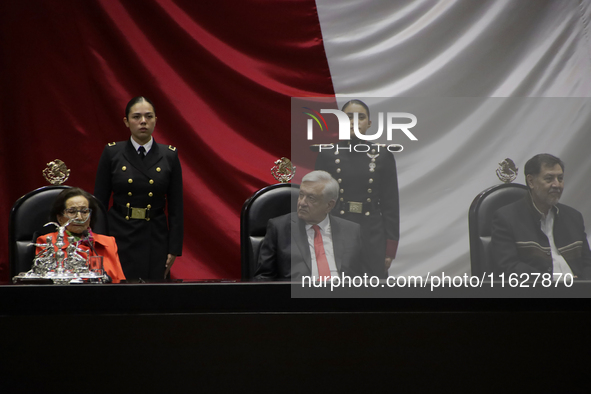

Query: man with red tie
255,170,365,281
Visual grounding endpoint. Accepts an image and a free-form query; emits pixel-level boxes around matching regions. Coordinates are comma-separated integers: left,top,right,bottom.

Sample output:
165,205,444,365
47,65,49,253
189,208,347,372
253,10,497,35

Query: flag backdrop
1,0,590,281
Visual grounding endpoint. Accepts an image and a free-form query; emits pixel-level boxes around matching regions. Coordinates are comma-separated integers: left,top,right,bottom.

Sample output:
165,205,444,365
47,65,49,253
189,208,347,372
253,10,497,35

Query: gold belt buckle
131,207,147,219
348,201,363,214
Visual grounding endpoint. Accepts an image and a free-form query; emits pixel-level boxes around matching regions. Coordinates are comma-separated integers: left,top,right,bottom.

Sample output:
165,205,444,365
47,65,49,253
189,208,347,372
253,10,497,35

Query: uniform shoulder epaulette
168,145,177,151
107,142,117,147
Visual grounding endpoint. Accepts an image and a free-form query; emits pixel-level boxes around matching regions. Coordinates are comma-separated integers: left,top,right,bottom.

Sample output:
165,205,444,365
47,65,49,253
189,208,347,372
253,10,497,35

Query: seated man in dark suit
491,153,591,279
255,170,364,281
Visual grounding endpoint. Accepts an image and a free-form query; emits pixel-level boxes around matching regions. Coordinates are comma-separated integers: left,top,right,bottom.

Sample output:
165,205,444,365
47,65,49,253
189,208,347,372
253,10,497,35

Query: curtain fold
317,0,591,97
0,0,334,280
316,0,591,276
2,0,591,281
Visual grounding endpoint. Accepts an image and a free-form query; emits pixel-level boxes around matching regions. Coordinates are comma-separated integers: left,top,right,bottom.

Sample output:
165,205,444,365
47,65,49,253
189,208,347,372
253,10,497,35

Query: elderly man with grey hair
255,170,365,281
491,153,591,279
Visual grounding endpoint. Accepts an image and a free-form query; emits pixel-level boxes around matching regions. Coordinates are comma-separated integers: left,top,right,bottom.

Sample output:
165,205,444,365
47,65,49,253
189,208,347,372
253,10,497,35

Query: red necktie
312,225,331,277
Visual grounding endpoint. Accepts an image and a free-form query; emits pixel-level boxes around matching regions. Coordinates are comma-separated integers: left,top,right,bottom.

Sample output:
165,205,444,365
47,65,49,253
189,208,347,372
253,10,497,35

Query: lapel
291,213,311,271
329,215,343,272
143,141,162,171
123,139,163,178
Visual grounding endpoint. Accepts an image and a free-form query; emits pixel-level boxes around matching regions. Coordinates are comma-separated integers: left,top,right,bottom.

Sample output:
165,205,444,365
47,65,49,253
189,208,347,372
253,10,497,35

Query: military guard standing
94,97,183,280
315,100,399,278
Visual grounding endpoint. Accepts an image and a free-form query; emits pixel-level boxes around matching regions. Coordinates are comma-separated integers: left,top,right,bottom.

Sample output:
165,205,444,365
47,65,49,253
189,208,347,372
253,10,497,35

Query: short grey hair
301,170,339,202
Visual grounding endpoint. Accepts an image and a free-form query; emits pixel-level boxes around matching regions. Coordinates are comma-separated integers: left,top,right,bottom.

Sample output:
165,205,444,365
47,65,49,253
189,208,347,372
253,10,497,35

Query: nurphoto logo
303,107,417,152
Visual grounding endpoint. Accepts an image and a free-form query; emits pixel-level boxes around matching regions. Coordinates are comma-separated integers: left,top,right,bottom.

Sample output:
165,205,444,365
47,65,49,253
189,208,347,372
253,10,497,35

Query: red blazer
36,231,126,283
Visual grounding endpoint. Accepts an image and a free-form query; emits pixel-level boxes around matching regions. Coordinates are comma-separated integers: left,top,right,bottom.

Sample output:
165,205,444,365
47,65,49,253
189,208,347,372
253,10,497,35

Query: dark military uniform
94,139,183,280
315,141,399,278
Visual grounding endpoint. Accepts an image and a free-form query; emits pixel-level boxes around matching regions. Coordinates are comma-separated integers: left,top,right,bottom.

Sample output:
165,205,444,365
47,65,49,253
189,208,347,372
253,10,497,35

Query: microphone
81,230,98,256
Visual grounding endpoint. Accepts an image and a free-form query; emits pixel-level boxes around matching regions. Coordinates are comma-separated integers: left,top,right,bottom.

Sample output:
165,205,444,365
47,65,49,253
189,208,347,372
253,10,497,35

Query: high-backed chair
9,185,109,277
468,183,528,276
240,183,300,280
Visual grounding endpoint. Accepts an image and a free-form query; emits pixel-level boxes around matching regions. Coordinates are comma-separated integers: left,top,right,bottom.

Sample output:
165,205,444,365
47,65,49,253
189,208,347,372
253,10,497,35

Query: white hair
301,170,339,201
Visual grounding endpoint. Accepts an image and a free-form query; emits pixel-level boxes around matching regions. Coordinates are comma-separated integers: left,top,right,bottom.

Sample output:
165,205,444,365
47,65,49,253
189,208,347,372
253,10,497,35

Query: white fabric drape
314,0,591,276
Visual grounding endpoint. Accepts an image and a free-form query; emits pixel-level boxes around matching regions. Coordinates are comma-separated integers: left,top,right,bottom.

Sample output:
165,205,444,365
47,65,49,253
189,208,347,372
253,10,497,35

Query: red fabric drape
0,0,335,280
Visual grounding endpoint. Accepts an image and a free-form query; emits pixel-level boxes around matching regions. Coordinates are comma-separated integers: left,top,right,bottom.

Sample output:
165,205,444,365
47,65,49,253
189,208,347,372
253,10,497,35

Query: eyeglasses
63,208,92,218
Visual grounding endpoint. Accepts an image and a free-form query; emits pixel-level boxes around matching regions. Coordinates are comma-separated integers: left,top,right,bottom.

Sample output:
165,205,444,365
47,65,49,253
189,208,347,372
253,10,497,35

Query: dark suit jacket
94,139,183,279
254,212,364,281
491,194,591,279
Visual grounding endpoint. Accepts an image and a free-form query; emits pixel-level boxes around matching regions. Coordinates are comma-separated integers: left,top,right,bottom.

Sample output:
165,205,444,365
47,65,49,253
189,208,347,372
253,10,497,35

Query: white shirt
130,137,153,156
305,215,338,278
537,205,573,277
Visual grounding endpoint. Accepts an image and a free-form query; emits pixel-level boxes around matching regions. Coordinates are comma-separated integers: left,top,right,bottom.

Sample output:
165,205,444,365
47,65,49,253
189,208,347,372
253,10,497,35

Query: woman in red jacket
36,187,126,283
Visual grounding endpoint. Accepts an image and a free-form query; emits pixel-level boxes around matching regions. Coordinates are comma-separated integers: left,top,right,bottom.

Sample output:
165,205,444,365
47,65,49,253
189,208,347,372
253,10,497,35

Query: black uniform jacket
315,141,399,277
254,213,365,281
491,193,591,279
94,139,183,279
